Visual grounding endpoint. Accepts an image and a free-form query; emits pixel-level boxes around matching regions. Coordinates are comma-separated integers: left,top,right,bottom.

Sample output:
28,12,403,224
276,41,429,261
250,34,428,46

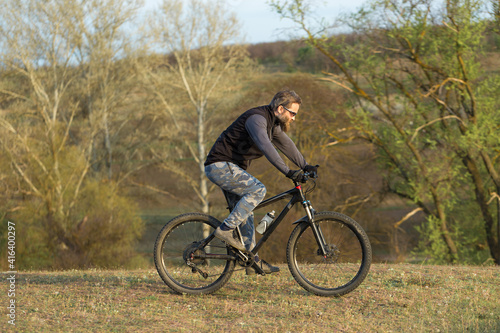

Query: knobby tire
154,213,235,295
287,211,372,297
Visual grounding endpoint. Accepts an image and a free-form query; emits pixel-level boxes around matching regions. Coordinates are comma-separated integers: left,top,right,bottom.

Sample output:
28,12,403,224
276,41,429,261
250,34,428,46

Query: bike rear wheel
287,211,372,297
154,213,235,295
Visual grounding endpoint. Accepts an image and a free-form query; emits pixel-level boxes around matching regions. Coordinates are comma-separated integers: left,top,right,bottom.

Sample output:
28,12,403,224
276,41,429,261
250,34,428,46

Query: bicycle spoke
287,212,371,296
154,214,235,294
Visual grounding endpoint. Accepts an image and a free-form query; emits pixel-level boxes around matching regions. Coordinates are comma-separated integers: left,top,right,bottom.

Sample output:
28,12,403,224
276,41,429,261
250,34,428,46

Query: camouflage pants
205,161,266,251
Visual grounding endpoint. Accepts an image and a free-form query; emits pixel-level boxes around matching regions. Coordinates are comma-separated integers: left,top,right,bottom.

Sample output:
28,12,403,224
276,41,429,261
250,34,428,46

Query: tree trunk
497,187,500,265
103,108,113,180
198,105,209,215
435,202,458,262
463,155,499,264
197,105,211,242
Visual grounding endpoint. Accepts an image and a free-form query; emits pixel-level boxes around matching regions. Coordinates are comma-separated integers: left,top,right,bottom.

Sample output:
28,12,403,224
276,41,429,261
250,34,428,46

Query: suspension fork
310,222,329,256
300,192,328,256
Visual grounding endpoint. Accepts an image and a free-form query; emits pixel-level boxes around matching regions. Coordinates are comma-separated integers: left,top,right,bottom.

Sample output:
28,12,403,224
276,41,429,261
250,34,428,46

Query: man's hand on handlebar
304,164,319,178
286,169,306,183
286,165,319,183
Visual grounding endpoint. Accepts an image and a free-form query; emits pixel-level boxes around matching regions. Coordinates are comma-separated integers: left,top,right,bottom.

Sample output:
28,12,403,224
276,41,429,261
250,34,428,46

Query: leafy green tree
272,0,500,264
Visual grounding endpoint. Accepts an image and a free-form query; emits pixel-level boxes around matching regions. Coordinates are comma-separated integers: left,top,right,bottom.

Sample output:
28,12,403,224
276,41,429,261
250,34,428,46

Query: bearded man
204,89,318,274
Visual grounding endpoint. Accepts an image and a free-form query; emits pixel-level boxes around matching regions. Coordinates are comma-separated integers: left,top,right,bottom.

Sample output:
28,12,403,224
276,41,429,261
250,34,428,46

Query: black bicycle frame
196,181,329,268
251,182,329,259
250,184,305,254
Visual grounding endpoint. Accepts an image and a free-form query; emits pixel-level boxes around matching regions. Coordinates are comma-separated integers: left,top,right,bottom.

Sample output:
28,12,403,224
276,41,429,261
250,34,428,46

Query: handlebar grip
303,171,318,179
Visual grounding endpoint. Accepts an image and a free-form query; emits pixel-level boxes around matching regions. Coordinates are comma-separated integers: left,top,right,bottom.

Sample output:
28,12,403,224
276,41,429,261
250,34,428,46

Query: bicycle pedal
235,250,255,268
245,265,265,276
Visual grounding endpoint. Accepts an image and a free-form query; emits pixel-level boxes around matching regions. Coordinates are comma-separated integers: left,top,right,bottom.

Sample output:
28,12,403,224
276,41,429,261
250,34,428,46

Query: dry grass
1,264,499,332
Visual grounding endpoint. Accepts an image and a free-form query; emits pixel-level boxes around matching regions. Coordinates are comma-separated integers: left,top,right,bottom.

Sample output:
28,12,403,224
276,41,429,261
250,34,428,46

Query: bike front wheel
287,211,372,297
154,213,235,295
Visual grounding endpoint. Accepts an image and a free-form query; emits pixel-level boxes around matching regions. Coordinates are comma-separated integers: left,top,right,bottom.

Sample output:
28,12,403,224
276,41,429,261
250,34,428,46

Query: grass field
1,264,499,332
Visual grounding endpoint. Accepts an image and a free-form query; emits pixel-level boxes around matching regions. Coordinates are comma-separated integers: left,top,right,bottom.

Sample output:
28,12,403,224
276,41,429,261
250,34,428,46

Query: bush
2,179,144,270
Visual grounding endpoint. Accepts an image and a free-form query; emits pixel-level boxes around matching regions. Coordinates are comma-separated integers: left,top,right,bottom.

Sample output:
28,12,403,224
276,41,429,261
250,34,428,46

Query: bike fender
292,216,308,225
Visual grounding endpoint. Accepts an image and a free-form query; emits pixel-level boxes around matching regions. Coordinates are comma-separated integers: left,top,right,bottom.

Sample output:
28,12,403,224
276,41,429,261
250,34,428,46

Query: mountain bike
154,171,372,297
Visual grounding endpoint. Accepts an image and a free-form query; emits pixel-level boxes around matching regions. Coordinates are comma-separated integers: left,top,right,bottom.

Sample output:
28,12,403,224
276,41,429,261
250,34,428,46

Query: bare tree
71,0,148,181
141,0,254,213
0,0,145,268
0,0,91,223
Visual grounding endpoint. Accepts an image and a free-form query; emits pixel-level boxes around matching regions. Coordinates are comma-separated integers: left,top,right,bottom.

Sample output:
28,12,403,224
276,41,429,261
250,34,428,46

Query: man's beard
277,114,291,132
280,121,291,132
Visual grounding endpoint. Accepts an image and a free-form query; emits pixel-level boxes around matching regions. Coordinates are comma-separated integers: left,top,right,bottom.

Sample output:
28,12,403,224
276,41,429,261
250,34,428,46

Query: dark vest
205,105,277,170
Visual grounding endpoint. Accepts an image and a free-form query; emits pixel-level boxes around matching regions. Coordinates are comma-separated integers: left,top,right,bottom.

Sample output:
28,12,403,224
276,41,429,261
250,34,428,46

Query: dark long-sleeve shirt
245,114,306,175
205,104,307,174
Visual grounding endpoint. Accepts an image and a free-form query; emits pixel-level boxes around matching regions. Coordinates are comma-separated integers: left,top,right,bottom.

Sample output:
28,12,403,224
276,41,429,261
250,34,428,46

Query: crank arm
251,262,265,275
186,262,208,279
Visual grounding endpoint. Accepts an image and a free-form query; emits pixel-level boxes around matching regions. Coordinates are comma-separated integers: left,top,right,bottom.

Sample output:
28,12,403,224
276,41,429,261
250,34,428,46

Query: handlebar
295,170,318,184
289,165,319,184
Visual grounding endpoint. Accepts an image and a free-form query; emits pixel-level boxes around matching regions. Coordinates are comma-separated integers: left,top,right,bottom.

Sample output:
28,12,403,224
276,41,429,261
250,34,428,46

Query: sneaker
214,226,246,252
246,259,280,275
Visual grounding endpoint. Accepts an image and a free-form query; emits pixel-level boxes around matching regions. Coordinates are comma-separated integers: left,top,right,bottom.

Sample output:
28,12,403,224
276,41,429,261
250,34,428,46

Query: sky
144,0,367,44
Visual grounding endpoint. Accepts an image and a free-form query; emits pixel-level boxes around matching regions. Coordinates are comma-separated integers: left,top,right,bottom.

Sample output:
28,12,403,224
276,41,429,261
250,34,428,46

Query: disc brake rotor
317,244,341,263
